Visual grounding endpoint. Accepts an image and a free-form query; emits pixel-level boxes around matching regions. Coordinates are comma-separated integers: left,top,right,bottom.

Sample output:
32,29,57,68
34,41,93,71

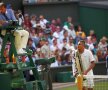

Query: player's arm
83,50,95,75
83,61,95,75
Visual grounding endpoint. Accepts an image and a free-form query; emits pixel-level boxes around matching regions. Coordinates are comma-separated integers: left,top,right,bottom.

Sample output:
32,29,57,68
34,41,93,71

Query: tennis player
72,40,95,90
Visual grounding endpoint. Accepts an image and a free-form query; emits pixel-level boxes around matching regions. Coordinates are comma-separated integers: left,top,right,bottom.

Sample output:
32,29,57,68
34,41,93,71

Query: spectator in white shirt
39,15,48,29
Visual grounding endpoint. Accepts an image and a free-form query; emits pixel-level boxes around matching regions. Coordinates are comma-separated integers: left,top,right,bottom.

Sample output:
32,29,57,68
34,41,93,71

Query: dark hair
18,14,22,18
28,38,33,41
62,47,67,51
64,54,70,61
63,30,68,35
63,38,67,42
78,40,86,46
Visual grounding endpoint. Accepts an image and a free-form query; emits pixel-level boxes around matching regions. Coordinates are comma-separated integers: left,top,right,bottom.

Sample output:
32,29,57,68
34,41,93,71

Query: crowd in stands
0,7,108,67
23,0,72,4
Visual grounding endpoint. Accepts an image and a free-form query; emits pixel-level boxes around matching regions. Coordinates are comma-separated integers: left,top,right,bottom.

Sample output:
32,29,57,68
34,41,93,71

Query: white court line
53,82,75,90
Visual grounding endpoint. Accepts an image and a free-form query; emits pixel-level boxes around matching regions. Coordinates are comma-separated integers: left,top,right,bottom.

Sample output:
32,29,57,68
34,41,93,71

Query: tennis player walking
72,40,95,90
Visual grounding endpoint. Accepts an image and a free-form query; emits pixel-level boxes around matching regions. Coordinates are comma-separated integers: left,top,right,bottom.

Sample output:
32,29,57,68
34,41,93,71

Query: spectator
64,16,73,28
60,30,69,43
98,36,108,61
68,23,76,39
91,43,98,62
50,54,62,67
52,26,61,44
76,25,86,39
15,10,24,26
29,28,39,46
60,47,67,62
27,38,36,52
75,25,86,45
30,14,37,27
62,53,72,65
88,37,97,51
39,15,48,29
50,19,57,33
87,30,96,44
40,37,51,58
56,17,62,28
50,38,59,52
68,36,75,51
23,14,32,32
60,38,70,51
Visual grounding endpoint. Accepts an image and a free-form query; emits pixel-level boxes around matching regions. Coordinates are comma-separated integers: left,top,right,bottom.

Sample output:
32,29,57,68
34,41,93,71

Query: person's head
51,19,56,24
63,38,67,44
65,53,71,62
91,37,97,44
38,32,43,37
56,54,61,62
100,36,107,44
89,30,94,36
67,16,72,23
0,2,6,13
24,14,29,20
62,47,67,54
69,36,73,43
27,38,33,46
63,30,68,37
77,40,85,53
56,26,61,32
77,25,82,31
53,38,57,45
56,17,61,24
31,15,36,20
30,28,36,34
40,37,46,46
39,15,44,20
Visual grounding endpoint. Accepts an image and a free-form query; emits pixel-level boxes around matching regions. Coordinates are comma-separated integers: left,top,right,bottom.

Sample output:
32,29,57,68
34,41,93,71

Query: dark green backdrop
79,6,108,40
23,1,79,25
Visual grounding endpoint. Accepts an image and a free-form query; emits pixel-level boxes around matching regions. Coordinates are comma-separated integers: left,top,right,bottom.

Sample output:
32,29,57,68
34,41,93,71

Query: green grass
55,81,108,90
56,86,77,90
94,81,108,89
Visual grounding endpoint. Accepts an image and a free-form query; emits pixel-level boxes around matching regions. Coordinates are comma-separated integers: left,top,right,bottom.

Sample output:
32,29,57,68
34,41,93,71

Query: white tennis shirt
72,49,95,76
